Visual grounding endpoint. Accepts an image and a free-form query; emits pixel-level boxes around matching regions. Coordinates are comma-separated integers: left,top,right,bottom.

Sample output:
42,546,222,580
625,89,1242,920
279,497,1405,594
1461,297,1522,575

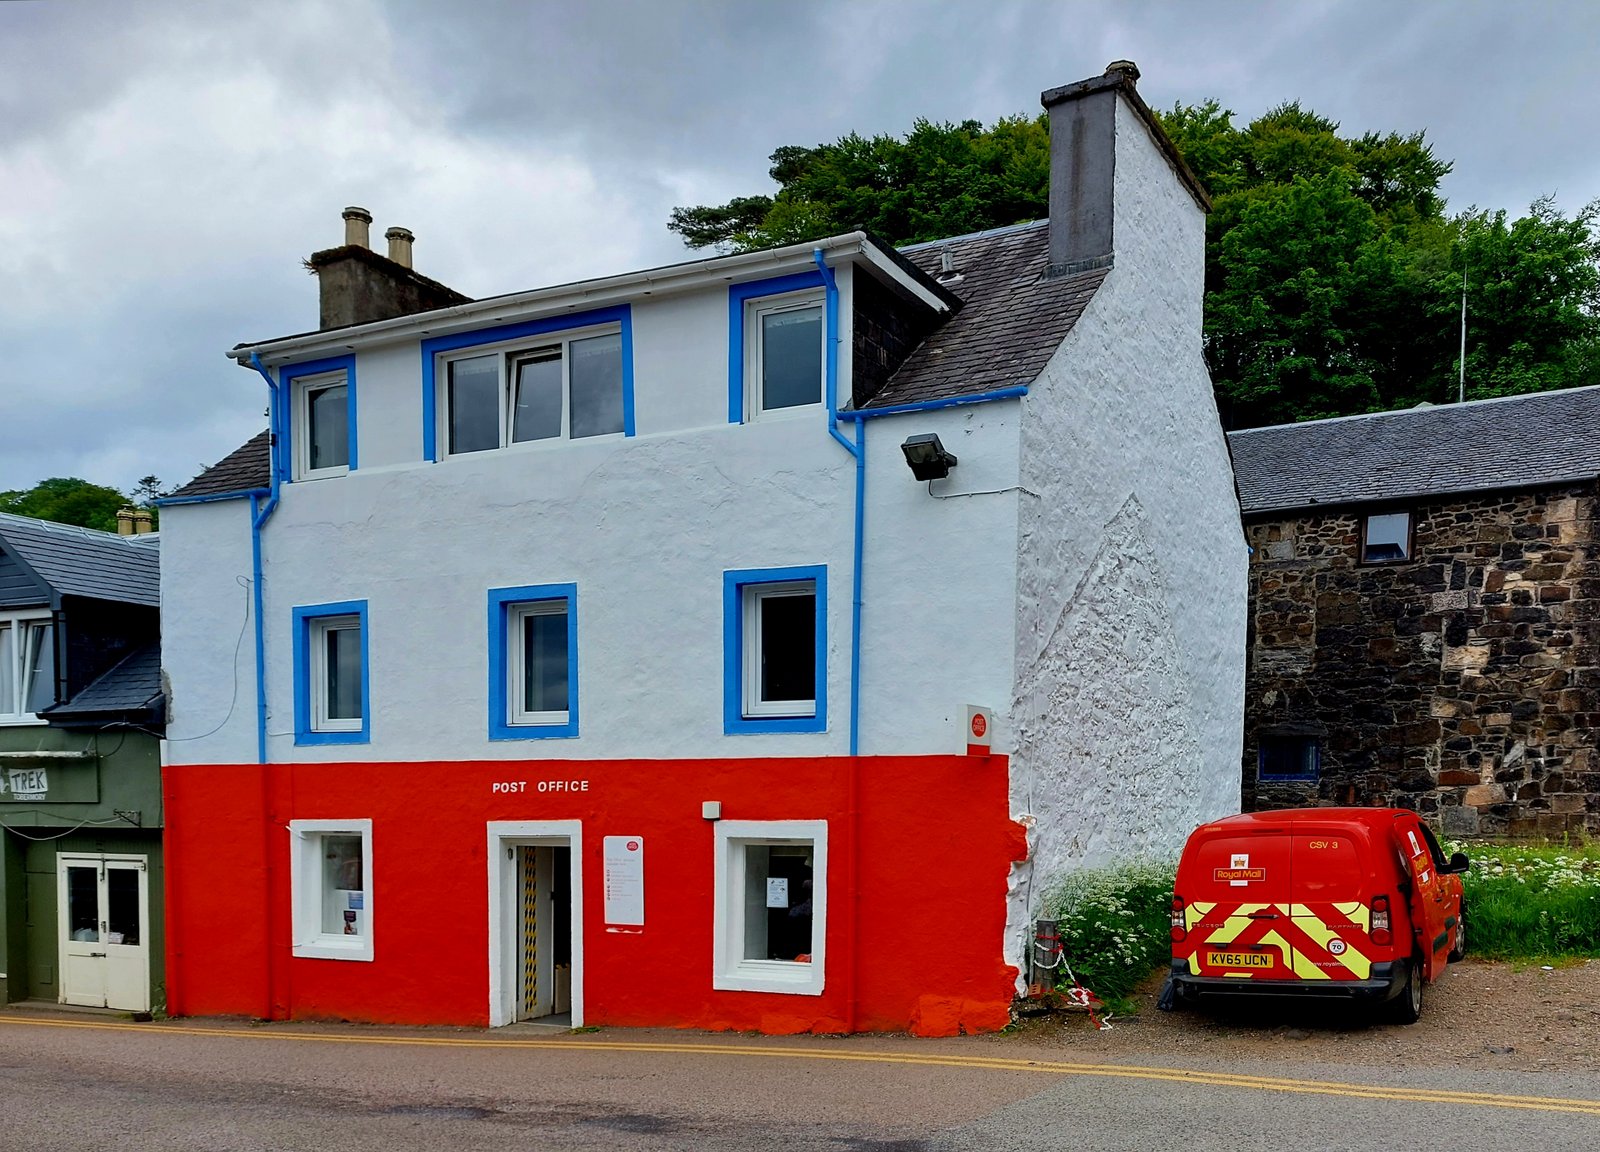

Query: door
1180,830,1295,979
1406,820,1455,982
1287,832,1373,982
57,854,150,1012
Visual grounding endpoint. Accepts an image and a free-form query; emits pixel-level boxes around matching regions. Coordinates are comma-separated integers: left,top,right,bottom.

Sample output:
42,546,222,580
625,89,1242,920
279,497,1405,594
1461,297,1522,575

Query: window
1258,734,1319,783
723,566,826,734
290,820,373,961
293,601,369,745
488,585,578,740
441,327,625,456
282,355,357,481
746,291,824,416
726,272,828,424
0,611,54,723
1362,511,1412,563
713,820,827,995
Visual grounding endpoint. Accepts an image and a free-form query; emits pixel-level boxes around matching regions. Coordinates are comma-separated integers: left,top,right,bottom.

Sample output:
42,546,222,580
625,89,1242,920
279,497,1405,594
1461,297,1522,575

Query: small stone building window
1361,511,1412,563
1258,734,1319,783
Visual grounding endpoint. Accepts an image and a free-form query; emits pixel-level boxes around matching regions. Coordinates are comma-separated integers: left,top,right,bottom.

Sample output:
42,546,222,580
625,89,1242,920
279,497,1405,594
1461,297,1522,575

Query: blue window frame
421,307,635,462
727,272,826,424
278,355,358,482
723,565,827,735
1257,734,1319,783
292,600,370,745
488,584,579,740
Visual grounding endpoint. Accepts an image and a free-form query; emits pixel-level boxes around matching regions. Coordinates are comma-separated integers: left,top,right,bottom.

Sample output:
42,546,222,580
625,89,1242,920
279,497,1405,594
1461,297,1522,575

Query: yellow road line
3,1014,1598,1117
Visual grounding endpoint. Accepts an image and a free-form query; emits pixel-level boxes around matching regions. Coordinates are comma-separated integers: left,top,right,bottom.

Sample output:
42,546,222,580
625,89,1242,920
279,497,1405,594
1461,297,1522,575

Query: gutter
247,352,283,765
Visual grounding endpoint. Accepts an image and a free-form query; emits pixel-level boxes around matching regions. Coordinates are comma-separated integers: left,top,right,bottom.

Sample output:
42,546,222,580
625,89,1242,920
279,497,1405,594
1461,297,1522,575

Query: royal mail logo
1213,866,1267,882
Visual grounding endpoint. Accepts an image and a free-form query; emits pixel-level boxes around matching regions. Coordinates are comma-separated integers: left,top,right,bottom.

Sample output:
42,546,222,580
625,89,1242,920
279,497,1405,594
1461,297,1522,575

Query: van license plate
1207,950,1275,969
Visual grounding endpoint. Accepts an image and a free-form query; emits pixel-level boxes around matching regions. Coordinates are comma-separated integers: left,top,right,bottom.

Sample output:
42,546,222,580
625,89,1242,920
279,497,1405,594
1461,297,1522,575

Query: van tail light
1170,896,1187,942
1370,895,1392,946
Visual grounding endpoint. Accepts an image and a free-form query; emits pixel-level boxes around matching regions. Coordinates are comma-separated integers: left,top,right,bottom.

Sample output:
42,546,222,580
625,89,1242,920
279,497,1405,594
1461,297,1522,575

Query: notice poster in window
603,835,644,926
766,877,789,909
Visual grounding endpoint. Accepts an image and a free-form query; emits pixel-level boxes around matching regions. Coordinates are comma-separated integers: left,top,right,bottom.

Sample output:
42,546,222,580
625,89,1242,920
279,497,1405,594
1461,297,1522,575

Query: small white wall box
702,801,722,820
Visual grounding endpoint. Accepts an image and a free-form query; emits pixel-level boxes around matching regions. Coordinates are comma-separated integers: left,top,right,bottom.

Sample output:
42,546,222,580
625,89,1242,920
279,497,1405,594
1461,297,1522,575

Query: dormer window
0,611,54,724
745,291,824,416
1361,511,1412,564
442,327,624,455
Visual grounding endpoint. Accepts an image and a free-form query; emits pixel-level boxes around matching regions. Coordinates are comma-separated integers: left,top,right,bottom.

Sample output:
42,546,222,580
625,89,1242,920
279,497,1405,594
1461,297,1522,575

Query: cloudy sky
2,0,1596,496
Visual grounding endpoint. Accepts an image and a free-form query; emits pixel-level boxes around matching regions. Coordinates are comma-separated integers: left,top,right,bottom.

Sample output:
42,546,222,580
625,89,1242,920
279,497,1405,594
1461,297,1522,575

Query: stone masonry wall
1243,483,1600,837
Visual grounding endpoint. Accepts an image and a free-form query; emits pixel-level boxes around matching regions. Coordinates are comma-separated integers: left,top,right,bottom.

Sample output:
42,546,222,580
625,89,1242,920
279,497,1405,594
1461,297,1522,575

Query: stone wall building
1229,388,1600,837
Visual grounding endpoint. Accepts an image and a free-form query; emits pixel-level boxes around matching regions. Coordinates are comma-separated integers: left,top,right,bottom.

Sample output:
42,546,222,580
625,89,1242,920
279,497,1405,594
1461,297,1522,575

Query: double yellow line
5,1014,1598,1118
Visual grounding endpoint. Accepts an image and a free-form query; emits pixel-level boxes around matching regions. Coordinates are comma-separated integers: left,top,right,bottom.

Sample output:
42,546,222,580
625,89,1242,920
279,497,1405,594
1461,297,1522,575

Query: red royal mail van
1168,808,1468,1023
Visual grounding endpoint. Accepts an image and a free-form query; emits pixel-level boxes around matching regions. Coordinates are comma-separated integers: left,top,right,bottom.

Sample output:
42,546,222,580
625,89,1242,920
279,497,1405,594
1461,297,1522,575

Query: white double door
57,854,150,1012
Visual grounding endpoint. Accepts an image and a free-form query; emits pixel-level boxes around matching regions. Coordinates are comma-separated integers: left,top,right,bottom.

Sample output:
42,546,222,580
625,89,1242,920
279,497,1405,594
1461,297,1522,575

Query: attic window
1361,512,1412,564
0,612,55,724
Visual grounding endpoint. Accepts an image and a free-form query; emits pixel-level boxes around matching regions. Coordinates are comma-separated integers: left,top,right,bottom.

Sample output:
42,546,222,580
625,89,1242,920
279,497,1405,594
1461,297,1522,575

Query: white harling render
161,61,1244,998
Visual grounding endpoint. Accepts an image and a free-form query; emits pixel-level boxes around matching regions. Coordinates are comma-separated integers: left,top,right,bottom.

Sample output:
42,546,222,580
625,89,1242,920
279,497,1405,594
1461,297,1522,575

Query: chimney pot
133,510,154,535
1105,59,1140,84
385,226,415,269
116,507,136,536
342,206,373,248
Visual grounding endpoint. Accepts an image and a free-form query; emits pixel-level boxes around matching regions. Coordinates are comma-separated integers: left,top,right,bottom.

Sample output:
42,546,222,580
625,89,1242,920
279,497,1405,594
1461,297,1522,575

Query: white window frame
1361,510,1413,564
712,819,827,995
507,600,571,727
744,289,825,419
438,323,625,457
289,819,374,962
742,581,817,719
292,370,351,480
310,614,362,733
0,610,54,725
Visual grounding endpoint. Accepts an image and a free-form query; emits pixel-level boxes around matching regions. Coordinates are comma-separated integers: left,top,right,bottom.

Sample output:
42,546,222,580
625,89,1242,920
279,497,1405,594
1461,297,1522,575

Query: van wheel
1384,958,1424,1025
1448,905,1467,963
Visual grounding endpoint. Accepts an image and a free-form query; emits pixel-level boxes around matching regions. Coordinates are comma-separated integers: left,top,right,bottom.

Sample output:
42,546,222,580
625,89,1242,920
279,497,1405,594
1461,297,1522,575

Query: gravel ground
992,959,1600,1071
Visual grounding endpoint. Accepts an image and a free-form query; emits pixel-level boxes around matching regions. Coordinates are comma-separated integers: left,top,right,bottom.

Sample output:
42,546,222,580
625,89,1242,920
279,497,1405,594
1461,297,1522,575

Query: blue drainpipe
247,351,283,764
813,249,864,758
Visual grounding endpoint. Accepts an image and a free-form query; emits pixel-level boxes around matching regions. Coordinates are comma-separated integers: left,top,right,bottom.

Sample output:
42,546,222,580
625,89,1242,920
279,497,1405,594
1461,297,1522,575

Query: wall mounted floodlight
901,433,958,481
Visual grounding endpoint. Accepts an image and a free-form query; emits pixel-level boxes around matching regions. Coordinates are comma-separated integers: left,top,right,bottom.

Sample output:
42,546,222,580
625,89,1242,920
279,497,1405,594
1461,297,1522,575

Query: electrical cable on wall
163,574,252,742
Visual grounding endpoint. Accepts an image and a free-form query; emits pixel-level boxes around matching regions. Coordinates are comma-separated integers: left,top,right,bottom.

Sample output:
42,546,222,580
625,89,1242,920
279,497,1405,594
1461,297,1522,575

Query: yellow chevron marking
1290,910,1372,979
1185,901,1213,931
1334,901,1370,930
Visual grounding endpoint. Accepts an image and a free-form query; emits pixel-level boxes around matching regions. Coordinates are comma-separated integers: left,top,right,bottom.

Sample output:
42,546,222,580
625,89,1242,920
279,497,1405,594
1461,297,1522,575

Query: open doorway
487,821,583,1028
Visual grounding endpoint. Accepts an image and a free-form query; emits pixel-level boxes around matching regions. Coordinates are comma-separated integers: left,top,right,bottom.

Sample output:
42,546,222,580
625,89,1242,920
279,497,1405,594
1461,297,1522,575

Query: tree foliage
0,476,165,533
671,101,1600,427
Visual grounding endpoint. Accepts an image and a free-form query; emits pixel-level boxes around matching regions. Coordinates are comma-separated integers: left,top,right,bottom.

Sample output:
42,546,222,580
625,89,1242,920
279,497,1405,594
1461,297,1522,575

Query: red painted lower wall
162,755,1026,1036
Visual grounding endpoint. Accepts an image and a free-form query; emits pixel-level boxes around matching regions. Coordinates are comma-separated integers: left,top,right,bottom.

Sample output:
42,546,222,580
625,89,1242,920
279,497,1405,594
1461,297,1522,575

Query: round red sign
626,840,640,851
971,713,987,739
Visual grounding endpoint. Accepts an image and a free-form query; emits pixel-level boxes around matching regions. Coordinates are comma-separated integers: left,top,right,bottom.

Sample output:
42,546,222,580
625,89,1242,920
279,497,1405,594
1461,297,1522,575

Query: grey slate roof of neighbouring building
1228,385,1600,516
868,220,1107,409
42,643,163,722
0,513,159,606
165,428,271,500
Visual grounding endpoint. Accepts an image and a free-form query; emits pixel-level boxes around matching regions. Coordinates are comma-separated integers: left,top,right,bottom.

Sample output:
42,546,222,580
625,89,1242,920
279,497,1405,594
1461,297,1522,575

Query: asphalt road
2,1011,1598,1151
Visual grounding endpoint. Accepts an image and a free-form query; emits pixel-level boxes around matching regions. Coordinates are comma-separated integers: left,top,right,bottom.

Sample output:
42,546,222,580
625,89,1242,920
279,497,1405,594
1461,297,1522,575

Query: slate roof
1228,386,1600,516
166,429,271,500
865,220,1107,409
178,221,1103,492
0,513,159,607
42,642,163,723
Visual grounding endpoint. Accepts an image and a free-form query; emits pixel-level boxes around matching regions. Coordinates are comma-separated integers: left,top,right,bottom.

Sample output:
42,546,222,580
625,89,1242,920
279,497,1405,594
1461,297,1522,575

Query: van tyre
1448,904,1467,963
1385,958,1424,1025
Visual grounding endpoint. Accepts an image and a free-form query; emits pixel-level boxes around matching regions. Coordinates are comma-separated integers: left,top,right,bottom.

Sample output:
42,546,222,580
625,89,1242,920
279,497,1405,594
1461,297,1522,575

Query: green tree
0,477,135,533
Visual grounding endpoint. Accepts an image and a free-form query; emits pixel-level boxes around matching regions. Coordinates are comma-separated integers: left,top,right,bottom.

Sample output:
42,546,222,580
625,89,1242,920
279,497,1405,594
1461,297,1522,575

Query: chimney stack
1039,61,1136,278
116,507,136,536
385,226,415,269
342,206,373,249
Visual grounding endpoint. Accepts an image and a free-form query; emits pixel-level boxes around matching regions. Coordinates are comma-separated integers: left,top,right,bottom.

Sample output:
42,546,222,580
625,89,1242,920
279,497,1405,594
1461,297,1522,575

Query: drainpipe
247,351,283,765
813,247,863,1034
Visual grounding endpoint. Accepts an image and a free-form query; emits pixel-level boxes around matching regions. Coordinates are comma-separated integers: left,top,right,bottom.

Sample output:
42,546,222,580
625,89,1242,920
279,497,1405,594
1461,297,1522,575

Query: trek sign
0,761,100,804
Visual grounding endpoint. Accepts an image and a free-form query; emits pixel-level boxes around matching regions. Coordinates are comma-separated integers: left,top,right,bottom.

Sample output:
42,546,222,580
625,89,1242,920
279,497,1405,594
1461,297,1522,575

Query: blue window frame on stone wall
488,584,579,740
1257,734,1319,783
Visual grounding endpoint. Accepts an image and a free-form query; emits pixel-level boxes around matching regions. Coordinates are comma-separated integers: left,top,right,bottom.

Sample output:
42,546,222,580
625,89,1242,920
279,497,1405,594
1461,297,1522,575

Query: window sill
295,728,370,746
0,716,48,727
293,937,373,962
714,960,823,996
292,466,350,483
725,714,825,735
489,722,579,741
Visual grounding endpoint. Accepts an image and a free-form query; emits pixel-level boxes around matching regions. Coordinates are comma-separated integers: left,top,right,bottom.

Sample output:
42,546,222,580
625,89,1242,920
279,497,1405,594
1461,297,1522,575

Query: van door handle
1246,911,1279,920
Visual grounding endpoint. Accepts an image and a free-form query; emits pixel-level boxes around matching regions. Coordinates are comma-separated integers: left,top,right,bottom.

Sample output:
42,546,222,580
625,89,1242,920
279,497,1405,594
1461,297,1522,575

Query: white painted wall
160,497,259,763
1003,93,1247,974
167,264,1021,766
